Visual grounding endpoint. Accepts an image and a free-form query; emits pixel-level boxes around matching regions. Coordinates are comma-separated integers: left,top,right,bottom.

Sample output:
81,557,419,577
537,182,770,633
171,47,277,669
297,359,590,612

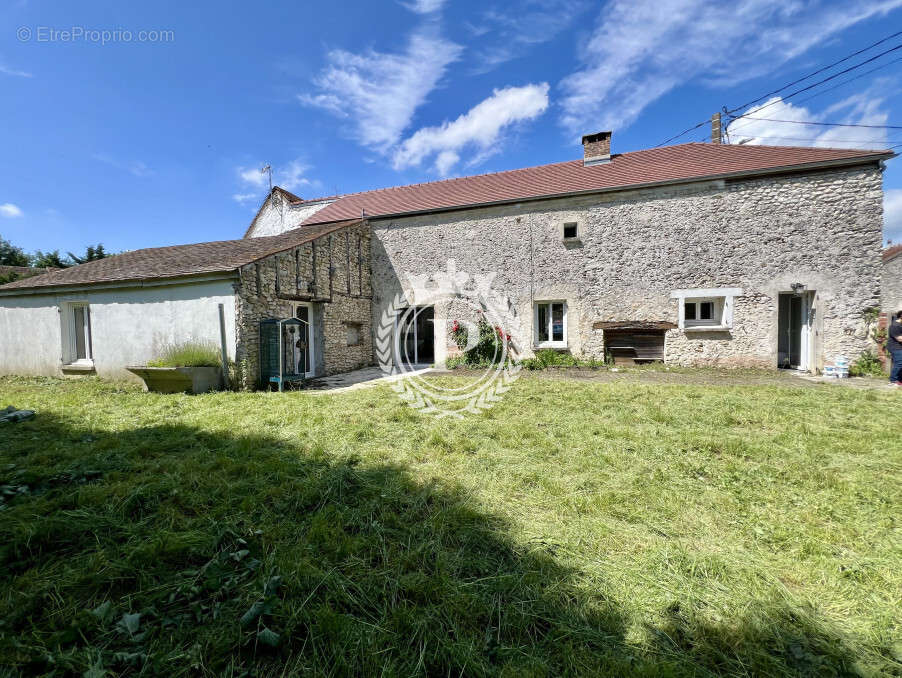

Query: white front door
799,293,811,372
778,292,814,371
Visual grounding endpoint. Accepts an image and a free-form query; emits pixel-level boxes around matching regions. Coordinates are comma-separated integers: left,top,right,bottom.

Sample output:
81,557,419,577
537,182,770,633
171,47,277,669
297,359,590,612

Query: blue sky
2,0,902,255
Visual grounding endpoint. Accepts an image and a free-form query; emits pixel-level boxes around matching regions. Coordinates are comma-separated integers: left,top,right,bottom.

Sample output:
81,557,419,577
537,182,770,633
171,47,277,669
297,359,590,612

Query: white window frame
534,301,567,348
670,288,742,331
684,298,720,326
62,301,94,365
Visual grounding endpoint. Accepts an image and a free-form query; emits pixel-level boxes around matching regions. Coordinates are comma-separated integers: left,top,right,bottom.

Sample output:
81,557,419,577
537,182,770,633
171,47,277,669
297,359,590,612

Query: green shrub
147,341,221,368
447,320,609,371
849,350,886,378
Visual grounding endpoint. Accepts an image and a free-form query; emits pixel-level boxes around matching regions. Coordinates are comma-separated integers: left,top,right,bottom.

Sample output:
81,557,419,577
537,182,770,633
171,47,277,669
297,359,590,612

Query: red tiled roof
884,244,902,262
297,143,892,226
0,220,360,292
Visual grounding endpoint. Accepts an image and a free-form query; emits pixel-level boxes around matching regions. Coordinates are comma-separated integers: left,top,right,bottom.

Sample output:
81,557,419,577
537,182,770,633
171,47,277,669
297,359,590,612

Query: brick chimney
582,131,612,166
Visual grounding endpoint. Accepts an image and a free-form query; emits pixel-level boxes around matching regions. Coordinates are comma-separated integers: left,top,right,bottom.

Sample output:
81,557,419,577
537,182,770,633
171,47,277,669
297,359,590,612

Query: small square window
563,222,578,239
672,288,742,332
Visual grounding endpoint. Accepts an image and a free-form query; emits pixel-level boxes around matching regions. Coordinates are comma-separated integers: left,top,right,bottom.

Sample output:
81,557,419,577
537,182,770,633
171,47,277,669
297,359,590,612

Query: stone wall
882,247,902,316
370,164,884,371
234,221,373,388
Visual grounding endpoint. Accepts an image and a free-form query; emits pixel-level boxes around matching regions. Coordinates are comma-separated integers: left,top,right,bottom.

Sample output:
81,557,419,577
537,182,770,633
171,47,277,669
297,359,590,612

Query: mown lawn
0,374,900,677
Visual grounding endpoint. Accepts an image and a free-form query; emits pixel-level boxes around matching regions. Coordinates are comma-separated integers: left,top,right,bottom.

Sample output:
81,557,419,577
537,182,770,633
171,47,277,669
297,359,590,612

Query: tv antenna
261,164,277,206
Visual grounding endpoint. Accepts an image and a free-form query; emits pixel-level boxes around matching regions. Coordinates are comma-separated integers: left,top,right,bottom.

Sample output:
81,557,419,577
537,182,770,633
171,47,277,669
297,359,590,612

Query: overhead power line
790,55,902,107
727,41,902,121
728,117,902,130
724,29,902,115
729,135,901,145
727,55,902,136
655,29,902,147
654,119,711,147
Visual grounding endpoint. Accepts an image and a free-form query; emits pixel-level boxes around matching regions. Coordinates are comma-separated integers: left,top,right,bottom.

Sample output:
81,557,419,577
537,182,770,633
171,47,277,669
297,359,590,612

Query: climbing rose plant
449,316,511,366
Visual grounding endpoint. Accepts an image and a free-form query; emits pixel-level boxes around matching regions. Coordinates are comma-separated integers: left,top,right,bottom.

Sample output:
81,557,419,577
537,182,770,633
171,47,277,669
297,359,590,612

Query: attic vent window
562,222,579,240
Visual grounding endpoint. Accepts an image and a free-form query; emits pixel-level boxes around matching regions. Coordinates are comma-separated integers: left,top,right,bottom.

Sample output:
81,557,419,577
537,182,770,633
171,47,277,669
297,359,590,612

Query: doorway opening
396,305,435,369
294,304,315,377
777,292,812,370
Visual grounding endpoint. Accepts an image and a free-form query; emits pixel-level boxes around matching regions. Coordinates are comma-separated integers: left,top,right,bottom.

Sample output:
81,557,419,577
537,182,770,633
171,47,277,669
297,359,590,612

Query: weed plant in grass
0,374,900,676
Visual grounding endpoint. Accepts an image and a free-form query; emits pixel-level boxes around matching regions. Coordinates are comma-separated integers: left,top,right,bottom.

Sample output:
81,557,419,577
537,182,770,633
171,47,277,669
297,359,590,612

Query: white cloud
233,160,315,204
399,0,445,13
470,1,588,73
93,153,153,177
725,84,890,149
393,83,549,175
885,189,902,245
559,0,902,136
278,160,312,193
0,203,23,218
299,27,462,151
232,193,259,205
238,166,268,188
0,59,31,78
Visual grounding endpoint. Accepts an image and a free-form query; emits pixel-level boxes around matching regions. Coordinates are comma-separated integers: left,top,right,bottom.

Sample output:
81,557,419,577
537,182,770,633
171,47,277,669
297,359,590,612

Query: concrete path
305,366,434,393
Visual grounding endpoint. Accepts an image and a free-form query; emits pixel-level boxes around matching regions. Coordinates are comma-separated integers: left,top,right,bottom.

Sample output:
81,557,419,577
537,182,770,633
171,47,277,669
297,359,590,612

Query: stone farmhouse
0,135,893,386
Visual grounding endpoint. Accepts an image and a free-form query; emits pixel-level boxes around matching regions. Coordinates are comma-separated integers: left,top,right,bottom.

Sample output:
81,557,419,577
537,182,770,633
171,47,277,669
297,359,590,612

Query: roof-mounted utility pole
711,112,722,144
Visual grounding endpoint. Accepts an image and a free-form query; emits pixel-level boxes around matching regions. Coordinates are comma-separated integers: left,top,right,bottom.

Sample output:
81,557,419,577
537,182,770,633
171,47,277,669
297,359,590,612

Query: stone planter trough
126,366,222,394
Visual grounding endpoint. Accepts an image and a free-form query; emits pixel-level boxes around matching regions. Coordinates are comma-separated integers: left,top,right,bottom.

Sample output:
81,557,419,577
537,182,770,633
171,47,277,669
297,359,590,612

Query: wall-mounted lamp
790,282,806,296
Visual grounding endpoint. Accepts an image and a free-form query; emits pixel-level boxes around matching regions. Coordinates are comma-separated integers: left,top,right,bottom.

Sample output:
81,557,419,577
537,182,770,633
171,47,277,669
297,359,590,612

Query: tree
0,236,30,267
1,239,111,270
68,244,109,265
31,250,71,269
